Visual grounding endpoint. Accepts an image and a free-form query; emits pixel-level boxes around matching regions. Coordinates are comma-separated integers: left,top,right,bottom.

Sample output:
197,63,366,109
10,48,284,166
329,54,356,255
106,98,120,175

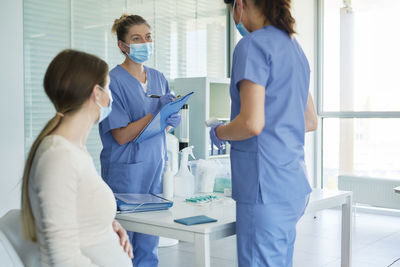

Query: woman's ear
118,40,128,54
92,85,101,102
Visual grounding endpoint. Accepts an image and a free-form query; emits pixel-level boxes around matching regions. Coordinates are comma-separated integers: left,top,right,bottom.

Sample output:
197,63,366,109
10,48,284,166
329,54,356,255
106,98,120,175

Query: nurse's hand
112,220,133,259
166,113,181,128
160,93,175,106
209,123,225,149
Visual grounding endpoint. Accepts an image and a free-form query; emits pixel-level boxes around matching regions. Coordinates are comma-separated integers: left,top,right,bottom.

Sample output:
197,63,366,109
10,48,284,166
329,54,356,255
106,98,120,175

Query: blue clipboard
115,193,173,213
133,92,194,144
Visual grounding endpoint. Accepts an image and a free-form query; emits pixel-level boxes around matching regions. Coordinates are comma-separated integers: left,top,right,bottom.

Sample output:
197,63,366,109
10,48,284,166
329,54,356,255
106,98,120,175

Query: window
320,0,400,206
23,0,228,172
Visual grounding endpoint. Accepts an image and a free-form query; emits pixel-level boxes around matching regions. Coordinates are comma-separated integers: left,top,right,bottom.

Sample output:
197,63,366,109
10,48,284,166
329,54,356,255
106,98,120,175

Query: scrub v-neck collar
117,64,151,95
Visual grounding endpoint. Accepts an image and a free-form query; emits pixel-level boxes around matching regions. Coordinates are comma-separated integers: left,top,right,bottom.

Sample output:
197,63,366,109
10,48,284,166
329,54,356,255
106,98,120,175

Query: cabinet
174,77,231,159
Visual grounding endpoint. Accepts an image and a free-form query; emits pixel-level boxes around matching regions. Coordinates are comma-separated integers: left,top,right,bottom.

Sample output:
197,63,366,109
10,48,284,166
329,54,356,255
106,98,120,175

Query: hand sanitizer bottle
174,146,196,197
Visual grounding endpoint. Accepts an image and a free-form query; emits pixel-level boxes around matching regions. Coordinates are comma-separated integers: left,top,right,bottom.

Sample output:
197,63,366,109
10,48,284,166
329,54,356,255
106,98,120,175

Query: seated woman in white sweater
21,49,133,267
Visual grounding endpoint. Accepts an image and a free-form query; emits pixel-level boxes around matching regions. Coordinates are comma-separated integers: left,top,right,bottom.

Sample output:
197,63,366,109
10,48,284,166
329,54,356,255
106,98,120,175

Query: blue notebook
174,215,217,226
133,92,194,143
115,193,173,213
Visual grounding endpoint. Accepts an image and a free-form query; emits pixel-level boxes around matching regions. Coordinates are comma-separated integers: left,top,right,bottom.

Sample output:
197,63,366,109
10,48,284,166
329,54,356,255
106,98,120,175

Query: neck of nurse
247,13,269,32
52,109,94,150
122,58,145,77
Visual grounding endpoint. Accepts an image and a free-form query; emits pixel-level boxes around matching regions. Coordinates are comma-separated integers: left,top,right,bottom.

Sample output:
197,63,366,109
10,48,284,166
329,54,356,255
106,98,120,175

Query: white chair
0,210,40,267
0,230,24,267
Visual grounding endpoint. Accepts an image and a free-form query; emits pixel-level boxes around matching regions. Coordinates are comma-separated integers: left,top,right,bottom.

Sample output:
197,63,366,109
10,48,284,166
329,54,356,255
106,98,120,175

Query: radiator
338,175,400,209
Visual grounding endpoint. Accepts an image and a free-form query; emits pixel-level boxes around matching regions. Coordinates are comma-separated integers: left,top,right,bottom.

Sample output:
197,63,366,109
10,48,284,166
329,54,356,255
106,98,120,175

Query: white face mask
96,86,113,123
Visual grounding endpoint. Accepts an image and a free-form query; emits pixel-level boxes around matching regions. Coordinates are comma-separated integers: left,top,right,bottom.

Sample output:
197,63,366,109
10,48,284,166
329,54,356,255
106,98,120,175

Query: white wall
292,0,317,186
0,0,24,217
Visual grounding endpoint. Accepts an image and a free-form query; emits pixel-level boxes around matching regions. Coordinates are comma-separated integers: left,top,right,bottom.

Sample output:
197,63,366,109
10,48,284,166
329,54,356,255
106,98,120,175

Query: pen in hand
146,94,181,99
147,94,161,98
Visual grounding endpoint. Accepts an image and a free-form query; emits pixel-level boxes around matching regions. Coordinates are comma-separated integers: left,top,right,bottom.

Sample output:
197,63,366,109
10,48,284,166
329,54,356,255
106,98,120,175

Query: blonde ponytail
21,115,62,241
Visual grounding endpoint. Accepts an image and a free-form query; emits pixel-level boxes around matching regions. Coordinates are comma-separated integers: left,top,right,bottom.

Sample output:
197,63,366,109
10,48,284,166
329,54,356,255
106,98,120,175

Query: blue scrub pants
128,231,159,267
236,195,309,267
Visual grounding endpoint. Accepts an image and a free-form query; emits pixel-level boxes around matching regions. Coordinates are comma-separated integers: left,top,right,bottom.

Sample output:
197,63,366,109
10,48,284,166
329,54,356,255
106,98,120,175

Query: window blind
24,0,228,172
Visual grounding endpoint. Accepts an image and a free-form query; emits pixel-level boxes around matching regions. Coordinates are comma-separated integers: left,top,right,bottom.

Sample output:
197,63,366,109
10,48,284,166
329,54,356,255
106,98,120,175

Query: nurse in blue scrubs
99,14,181,267
210,0,318,266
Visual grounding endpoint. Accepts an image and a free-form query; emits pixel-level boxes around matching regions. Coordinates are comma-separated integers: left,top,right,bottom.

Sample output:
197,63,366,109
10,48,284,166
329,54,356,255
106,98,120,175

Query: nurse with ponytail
99,14,181,267
210,0,318,266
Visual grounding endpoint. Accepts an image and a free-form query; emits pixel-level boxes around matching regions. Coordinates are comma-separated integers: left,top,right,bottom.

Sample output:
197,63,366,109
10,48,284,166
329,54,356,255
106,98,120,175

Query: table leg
341,194,353,267
195,233,211,267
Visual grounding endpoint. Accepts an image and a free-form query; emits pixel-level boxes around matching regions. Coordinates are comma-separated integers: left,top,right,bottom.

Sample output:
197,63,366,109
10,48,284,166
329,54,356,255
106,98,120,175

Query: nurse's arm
305,93,318,132
216,80,265,141
111,114,152,145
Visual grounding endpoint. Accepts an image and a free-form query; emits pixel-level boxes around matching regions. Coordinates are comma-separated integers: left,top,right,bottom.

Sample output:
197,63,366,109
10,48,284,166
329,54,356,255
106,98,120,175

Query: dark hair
224,0,296,36
21,49,108,241
112,14,151,42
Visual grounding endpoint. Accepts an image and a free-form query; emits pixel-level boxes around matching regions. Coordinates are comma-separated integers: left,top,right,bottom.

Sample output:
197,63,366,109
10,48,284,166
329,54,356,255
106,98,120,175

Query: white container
190,159,220,193
163,162,174,200
166,133,179,174
174,146,195,197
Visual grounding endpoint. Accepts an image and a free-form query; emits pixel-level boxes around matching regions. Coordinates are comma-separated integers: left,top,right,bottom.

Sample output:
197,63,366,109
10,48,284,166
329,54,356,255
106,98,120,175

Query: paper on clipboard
133,92,194,144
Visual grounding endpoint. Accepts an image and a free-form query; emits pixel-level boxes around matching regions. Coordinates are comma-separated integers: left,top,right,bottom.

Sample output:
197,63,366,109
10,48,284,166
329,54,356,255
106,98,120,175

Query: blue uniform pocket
230,148,260,203
106,161,161,194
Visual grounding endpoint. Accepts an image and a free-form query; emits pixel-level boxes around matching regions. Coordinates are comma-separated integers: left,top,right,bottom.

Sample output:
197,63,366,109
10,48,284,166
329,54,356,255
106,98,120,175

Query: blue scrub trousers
236,195,309,267
128,232,159,267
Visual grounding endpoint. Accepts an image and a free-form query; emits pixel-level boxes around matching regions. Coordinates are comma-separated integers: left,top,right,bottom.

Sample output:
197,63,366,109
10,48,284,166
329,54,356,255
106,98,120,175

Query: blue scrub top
99,65,169,194
230,25,312,204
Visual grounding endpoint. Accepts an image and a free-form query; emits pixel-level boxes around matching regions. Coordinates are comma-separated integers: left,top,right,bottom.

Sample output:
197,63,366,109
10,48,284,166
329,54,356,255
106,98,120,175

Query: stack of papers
115,193,173,213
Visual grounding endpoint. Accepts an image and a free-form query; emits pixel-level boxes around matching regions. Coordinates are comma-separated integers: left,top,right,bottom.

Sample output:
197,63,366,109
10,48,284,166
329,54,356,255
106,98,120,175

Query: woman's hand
160,93,175,106
112,220,133,259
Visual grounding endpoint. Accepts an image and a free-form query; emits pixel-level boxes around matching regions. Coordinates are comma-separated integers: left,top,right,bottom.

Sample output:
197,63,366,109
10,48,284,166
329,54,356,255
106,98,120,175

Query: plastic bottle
174,146,196,197
163,160,174,200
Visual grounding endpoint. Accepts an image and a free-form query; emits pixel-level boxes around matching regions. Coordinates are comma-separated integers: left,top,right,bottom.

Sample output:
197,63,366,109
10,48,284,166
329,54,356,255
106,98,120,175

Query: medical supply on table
189,158,231,193
224,188,232,197
166,133,179,174
178,104,189,151
174,215,217,226
213,177,232,193
115,193,173,213
185,195,218,203
133,92,194,143
191,159,220,193
163,160,174,200
174,146,196,197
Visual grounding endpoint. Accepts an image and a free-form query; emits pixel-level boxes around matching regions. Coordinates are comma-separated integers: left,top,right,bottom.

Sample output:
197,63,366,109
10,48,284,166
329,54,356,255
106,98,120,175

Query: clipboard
133,92,194,144
115,193,173,213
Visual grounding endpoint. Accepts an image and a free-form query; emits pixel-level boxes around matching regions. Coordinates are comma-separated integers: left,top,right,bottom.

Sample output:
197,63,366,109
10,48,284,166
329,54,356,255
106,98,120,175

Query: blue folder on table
174,215,217,226
133,92,194,144
115,193,173,213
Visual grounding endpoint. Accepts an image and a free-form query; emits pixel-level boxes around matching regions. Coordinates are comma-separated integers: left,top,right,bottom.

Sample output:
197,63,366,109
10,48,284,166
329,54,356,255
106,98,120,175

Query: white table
116,189,353,267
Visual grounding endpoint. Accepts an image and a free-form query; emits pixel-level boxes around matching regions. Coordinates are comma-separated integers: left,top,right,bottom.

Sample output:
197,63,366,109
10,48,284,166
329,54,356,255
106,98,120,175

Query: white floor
158,209,400,267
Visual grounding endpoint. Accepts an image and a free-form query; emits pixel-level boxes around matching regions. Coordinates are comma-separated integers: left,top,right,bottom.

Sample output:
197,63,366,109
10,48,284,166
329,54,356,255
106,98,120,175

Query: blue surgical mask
233,0,249,37
97,86,113,123
123,42,154,63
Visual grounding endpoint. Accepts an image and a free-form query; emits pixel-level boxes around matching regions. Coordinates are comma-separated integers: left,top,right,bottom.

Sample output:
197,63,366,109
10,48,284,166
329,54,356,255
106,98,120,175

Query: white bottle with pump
174,146,196,197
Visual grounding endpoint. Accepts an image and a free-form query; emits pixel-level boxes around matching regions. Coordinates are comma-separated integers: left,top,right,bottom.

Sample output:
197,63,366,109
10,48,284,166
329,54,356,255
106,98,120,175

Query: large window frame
315,0,400,188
